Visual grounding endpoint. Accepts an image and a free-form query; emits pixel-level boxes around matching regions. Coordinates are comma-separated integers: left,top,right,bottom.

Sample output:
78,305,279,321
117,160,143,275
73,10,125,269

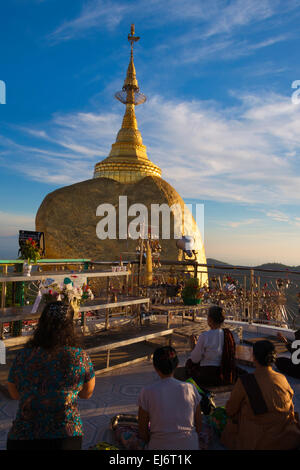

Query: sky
1,0,300,266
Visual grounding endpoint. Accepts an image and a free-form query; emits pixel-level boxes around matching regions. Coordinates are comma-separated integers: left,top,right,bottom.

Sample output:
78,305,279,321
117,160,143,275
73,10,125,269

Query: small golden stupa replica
36,25,207,282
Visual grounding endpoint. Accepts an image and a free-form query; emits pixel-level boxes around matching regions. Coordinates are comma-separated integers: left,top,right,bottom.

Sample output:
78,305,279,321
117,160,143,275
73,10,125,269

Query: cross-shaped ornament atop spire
128,24,140,56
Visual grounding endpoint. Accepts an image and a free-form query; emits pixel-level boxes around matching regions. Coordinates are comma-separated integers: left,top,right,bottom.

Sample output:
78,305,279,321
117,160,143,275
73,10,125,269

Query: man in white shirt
175,306,239,386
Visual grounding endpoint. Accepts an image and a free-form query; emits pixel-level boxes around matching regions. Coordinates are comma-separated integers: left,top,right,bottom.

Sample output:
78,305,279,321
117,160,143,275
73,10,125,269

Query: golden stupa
94,25,161,183
36,25,207,283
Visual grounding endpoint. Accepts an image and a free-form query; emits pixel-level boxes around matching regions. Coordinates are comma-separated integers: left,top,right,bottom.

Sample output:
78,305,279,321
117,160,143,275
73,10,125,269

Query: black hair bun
153,346,179,375
253,340,276,366
208,306,225,325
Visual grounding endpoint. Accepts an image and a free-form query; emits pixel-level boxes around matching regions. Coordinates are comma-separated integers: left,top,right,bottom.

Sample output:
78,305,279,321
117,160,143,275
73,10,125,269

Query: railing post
243,275,247,321
0,265,7,339
250,269,254,324
193,262,198,279
257,276,260,322
12,263,24,337
83,261,89,271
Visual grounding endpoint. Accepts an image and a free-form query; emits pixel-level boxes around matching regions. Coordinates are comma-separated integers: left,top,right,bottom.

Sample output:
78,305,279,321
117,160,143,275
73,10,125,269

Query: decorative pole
250,269,254,323
12,263,24,337
257,276,261,321
146,240,153,286
0,265,7,339
243,275,247,320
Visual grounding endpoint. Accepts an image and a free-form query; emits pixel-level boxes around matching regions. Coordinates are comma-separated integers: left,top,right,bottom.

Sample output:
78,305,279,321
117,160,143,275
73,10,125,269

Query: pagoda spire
123,24,140,91
94,25,161,184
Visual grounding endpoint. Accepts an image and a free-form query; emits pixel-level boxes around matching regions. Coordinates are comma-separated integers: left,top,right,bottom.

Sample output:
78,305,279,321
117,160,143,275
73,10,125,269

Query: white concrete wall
225,319,296,341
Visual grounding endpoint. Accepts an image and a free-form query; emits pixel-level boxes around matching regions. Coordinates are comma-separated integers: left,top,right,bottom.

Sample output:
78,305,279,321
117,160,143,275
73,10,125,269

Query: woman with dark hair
6,301,95,450
138,346,202,450
175,305,241,386
221,340,300,450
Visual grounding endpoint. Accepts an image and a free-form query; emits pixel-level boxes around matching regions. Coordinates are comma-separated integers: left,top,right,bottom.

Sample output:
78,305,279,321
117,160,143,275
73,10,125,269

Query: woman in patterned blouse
7,301,95,450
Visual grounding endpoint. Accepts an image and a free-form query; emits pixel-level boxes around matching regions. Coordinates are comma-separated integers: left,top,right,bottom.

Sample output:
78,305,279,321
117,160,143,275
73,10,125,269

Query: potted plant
19,238,43,276
181,278,203,305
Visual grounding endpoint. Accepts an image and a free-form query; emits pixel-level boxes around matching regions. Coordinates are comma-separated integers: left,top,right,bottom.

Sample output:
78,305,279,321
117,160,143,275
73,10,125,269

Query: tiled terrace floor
0,329,299,450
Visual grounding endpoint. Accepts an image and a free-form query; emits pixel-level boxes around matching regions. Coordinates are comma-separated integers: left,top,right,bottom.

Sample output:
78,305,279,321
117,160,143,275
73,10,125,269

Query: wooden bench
152,304,209,328
0,325,176,398
173,321,243,343
0,297,150,337
86,327,174,375
80,297,150,332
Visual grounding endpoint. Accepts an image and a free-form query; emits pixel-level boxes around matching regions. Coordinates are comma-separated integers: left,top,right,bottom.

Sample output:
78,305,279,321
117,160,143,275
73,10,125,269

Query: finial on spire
128,24,140,56
115,24,146,105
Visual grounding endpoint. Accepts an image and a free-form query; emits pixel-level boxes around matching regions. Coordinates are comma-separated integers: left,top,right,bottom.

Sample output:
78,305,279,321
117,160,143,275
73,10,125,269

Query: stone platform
0,328,299,450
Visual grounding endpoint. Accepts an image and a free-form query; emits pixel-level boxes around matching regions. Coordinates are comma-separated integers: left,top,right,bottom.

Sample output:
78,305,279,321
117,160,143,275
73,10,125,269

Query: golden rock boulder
35,175,207,275
35,25,207,283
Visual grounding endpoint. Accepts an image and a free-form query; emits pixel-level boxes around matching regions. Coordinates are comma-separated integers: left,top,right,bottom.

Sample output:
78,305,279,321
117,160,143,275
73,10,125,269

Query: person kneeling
221,340,300,450
138,346,202,450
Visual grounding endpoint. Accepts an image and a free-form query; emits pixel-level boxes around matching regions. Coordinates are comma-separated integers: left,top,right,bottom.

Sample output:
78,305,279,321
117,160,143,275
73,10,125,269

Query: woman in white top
138,346,202,450
175,306,240,386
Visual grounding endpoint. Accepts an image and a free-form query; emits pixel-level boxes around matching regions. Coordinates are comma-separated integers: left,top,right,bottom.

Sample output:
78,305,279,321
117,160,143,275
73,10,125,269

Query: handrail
0,270,129,283
158,260,300,276
2,259,298,276
1,258,298,336
0,259,91,265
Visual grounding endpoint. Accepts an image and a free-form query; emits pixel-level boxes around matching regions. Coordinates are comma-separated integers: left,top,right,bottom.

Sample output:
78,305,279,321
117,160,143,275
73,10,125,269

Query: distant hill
206,258,300,272
206,258,232,266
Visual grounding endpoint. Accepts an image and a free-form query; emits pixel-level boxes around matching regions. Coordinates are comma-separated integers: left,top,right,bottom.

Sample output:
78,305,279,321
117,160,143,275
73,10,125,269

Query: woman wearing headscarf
221,340,300,450
6,301,95,450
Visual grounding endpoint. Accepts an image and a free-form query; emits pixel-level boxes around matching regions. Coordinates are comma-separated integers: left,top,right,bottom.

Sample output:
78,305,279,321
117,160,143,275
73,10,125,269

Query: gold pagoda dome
94,25,162,183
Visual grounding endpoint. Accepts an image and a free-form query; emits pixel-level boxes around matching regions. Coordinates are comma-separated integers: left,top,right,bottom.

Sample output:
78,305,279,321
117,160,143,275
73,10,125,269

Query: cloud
2,90,300,205
0,110,120,184
47,0,211,43
223,219,260,228
171,34,291,65
202,0,276,38
0,211,35,237
48,0,128,43
265,210,290,222
45,0,298,80
264,210,300,229
139,93,300,204
47,0,298,49
238,62,288,78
